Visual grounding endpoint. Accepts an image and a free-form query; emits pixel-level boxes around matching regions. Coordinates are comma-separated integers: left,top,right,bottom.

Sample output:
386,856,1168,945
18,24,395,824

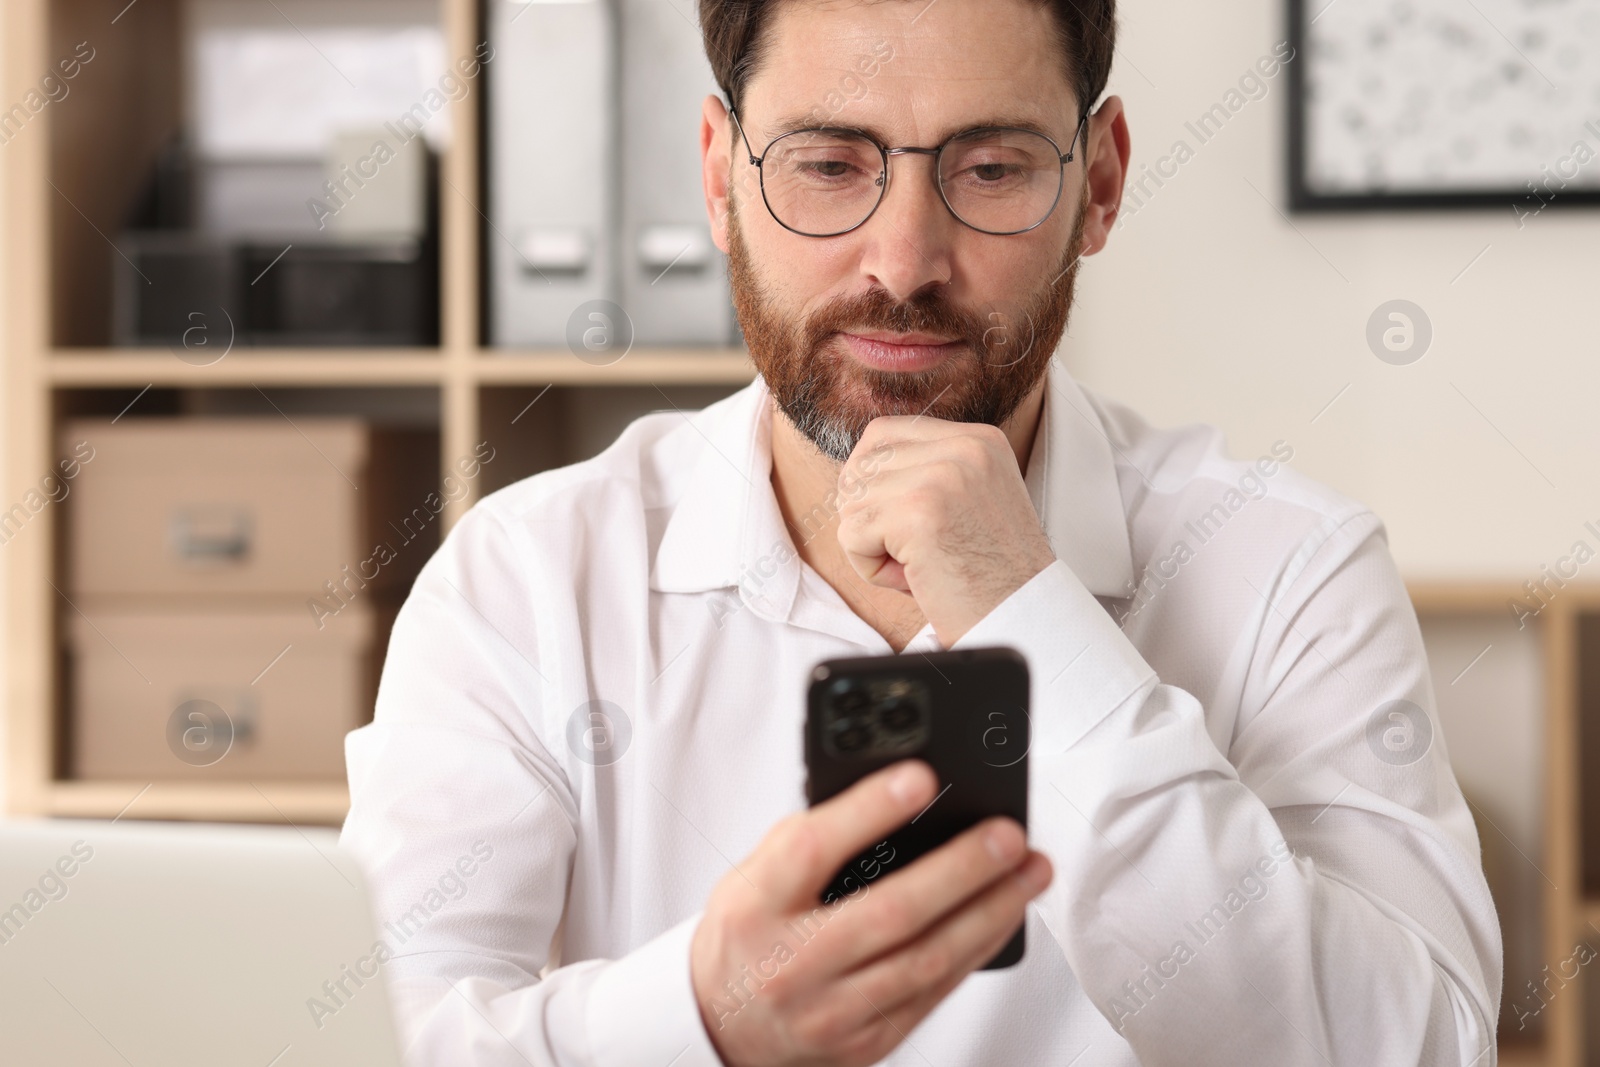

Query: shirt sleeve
337,507,726,1067
950,511,1502,1065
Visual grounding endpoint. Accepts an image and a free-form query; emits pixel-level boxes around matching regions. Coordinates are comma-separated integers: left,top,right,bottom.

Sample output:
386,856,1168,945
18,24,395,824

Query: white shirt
339,358,1501,1066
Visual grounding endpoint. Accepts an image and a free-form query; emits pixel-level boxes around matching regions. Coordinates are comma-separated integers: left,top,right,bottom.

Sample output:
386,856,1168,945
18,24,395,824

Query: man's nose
856,153,958,302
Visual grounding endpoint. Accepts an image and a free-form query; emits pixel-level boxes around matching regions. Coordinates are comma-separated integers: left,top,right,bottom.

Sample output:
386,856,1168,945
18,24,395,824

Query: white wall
1071,0,1600,584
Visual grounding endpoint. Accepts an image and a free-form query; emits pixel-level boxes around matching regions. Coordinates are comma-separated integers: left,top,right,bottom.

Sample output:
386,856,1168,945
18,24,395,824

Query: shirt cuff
950,559,1156,753
586,910,726,1066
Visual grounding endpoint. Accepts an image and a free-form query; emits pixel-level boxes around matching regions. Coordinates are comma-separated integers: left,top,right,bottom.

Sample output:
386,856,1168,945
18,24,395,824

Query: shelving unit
1,0,753,828
1407,583,1600,1067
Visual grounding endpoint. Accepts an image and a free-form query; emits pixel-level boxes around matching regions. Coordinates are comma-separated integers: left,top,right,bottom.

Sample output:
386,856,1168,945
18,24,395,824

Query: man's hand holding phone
689,759,1053,1067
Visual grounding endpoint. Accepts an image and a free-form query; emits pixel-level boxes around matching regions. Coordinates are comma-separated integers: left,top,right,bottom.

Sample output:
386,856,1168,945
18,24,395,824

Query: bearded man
340,1,1502,1063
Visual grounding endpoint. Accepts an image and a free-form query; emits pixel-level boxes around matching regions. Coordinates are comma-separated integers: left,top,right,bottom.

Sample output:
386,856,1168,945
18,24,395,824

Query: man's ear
702,93,733,254
1076,95,1131,257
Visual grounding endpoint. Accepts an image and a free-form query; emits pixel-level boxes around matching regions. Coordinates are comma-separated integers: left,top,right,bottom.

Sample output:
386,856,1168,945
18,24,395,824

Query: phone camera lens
832,688,870,714
879,699,919,731
834,726,870,753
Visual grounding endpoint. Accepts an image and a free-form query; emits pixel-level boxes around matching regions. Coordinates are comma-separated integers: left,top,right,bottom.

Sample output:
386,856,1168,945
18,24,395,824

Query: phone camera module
822,678,930,758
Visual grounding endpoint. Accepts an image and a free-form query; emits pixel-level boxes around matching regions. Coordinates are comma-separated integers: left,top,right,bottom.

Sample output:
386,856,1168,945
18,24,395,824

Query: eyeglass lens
759,127,1065,236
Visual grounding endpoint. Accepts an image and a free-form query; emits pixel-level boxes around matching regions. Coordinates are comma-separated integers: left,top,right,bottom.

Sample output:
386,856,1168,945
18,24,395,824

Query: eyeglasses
730,107,1088,238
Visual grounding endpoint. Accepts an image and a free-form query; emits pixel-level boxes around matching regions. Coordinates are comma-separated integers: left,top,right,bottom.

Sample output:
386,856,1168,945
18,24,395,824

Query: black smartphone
803,646,1031,970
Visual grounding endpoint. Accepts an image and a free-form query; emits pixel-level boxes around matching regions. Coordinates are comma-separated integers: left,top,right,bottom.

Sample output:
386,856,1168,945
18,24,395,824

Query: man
340,0,1501,1063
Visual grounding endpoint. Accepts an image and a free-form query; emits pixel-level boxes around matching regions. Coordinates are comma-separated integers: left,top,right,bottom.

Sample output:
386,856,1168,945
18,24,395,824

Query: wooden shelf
1407,581,1524,615
1409,581,1600,618
48,350,450,386
474,348,755,385
47,349,757,387
41,781,349,826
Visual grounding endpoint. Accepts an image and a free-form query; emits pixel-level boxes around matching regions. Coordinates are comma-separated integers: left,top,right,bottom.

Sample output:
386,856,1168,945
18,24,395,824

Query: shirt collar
649,357,1135,605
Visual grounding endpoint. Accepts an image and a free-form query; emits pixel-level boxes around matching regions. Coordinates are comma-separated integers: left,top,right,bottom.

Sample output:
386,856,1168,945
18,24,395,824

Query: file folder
617,0,737,345
487,0,617,346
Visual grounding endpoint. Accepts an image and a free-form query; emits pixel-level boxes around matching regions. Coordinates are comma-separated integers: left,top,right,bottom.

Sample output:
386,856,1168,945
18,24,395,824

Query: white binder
487,0,617,346
617,0,737,345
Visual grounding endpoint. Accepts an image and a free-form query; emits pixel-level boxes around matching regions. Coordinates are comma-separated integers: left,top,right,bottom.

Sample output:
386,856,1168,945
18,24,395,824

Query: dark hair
696,0,1116,122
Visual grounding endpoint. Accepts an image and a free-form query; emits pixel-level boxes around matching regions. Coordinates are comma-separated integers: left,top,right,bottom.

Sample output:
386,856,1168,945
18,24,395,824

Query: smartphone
803,646,1030,970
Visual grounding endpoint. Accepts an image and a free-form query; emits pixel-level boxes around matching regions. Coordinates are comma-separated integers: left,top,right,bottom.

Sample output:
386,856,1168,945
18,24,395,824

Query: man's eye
792,156,871,181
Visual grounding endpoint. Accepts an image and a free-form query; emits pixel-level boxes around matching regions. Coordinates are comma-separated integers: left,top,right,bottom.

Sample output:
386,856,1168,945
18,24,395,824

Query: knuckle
910,939,954,980
956,434,992,463
902,488,939,521
987,886,1029,932
790,998,856,1050
780,814,825,874
759,960,803,1008
719,897,765,946
871,890,914,938
945,461,977,495
969,423,1004,448
764,811,801,856
707,871,748,916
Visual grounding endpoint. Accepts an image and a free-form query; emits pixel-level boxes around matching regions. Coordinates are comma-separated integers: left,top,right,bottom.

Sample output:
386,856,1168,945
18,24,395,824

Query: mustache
801,290,1028,368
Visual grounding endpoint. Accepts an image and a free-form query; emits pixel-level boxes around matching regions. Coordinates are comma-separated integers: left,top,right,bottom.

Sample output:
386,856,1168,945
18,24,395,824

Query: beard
727,184,1089,464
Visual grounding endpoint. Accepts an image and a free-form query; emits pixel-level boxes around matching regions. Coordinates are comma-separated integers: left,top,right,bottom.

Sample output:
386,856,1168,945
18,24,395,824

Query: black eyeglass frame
729,106,1091,238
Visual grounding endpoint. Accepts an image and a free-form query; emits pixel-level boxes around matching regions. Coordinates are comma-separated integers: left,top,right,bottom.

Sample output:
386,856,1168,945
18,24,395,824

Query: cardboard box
69,605,373,781
64,418,368,598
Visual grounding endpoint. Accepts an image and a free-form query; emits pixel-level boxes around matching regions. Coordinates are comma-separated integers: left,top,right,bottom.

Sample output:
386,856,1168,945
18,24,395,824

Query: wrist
925,538,1057,646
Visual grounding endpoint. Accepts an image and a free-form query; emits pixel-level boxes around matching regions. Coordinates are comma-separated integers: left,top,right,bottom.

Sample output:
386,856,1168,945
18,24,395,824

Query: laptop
0,818,404,1066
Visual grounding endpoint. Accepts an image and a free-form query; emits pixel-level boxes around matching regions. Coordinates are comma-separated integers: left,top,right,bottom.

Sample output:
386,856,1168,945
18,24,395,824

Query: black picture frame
1286,0,1600,214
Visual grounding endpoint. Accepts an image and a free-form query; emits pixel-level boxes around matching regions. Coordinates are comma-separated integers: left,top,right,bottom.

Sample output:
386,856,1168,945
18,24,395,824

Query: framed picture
1287,0,1600,214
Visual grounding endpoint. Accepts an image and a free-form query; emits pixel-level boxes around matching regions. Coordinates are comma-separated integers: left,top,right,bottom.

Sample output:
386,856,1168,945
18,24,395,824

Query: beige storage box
69,605,373,781
64,418,369,599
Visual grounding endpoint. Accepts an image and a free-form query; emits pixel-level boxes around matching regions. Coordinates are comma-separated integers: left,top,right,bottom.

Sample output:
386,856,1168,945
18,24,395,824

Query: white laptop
0,818,404,1066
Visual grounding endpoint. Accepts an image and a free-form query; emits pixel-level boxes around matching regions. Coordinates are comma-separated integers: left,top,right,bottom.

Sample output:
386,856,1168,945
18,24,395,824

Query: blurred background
0,0,1596,1063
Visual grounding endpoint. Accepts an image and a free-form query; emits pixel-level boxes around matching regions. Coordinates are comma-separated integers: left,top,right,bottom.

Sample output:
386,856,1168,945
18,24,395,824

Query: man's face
713,0,1097,463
